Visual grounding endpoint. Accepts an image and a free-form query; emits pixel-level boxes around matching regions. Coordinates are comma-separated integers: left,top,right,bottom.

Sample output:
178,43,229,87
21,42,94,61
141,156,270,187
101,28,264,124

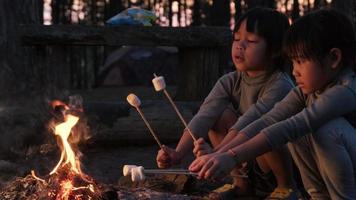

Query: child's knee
212,108,238,133
313,117,354,144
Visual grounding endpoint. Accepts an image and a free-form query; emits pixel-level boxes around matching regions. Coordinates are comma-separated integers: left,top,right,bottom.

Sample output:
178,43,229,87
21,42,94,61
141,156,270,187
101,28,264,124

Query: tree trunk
247,0,275,9
292,0,300,22
313,0,326,10
51,0,61,24
91,0,98,24
168,0,173,26
331,0,353,21
0,0,43,98
211,0,230,26
178,0,181,26
105,0,124,22
235,0,242,22
192,0,202,26
285,0,289,11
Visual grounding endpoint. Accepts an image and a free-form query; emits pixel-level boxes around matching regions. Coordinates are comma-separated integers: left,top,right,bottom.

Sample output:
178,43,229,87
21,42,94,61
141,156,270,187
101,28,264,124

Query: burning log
0,173,205,200
0,167,102,200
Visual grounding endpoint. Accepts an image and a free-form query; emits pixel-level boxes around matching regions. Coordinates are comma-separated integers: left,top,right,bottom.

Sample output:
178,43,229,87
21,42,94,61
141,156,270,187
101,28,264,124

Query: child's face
292,57,336,94
232,20,268,77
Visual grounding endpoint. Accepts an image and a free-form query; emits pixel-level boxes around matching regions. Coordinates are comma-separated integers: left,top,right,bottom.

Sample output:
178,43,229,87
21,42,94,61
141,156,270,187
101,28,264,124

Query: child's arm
215,74,295,150
187,72,237,138
213,129,239,151
259,84,356,148
228,84,356,165
217,87,305,152
175,72,238,158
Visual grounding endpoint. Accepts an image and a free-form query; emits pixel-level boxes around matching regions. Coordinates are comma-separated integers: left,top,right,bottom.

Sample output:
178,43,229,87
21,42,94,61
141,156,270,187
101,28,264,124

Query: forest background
0,0,354,100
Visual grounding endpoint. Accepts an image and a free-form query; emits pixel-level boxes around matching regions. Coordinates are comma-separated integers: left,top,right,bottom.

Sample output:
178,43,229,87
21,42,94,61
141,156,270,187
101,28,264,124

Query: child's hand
189,153,216,173
156,145,182,168
193,138,213,157
189,152,236,180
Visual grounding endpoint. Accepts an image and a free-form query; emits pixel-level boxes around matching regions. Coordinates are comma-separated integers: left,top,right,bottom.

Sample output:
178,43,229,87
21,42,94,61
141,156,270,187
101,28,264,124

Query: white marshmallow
152,76,166,91
131,166,145,182
123,165,138,176
127,93,141,107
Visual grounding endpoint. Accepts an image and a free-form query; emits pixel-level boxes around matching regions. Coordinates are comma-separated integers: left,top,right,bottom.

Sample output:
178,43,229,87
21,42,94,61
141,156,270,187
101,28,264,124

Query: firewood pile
0,166,101,200
0,172,220,200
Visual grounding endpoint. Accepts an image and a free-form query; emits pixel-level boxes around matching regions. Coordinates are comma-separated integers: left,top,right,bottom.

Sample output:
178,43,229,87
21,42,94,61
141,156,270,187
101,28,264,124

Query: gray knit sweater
187,70,294,138
240,67,356,148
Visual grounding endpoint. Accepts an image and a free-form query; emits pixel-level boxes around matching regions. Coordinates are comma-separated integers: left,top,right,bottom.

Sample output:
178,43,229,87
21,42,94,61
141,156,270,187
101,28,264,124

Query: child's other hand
189,152,236,180
188,152,218,173
193,138,213,157
156,145,182,168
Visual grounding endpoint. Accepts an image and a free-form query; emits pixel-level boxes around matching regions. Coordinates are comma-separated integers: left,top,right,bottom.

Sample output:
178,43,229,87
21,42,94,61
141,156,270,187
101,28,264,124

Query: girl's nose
292,68,300,77
236,41,245,50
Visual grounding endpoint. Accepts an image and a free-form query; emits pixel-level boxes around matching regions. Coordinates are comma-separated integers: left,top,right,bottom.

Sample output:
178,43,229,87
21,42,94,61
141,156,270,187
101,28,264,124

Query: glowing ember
59,180,73,200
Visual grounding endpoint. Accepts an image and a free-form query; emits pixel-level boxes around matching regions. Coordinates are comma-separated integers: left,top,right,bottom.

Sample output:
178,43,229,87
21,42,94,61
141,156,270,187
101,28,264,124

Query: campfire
0,85,224,199
26,98,102,200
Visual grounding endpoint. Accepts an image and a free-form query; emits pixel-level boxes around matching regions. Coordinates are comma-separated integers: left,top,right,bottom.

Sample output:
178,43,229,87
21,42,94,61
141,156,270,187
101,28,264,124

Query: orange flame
30,98,98,199
50,114,81,175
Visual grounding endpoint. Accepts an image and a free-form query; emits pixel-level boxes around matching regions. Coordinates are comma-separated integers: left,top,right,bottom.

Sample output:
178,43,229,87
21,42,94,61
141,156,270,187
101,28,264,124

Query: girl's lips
297,82,304,88
235,55,244,63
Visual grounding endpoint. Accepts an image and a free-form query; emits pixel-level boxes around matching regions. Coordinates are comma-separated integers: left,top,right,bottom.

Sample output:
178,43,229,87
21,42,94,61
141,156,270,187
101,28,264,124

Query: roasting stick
127,93,163,148
143,169,248,178
123,165,248,179
152,73,197,142
144,169,197,176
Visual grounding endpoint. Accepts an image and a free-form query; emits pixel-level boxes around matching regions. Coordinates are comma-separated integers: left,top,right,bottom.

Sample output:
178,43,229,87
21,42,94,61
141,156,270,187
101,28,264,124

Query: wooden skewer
153,73,197,142
135,107,163,149
127,94,163,149
124,165,249,178
145,170,197,176
143,169,248,178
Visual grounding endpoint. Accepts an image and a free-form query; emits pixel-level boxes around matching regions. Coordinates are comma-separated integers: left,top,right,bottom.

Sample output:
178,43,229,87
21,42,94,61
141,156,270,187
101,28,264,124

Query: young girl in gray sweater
157,8,298,199
190,9,356,200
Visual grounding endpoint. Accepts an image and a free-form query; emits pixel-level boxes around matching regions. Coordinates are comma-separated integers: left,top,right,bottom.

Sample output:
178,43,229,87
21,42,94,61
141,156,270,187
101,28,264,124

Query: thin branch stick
153,73,197,141
163,90,197,141
135,107,163,148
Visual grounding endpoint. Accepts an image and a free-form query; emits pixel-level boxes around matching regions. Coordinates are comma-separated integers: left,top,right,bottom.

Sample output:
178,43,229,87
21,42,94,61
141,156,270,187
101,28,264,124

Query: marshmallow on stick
152,74,197,141
122,165,248,181
123,165,138,176
122,165,146,182
131,166,146,182
127,93,163,148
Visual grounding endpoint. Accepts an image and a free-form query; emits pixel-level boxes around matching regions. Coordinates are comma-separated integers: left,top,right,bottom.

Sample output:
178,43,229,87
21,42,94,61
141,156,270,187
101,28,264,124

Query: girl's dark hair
234,7,290,70
284,9,356,69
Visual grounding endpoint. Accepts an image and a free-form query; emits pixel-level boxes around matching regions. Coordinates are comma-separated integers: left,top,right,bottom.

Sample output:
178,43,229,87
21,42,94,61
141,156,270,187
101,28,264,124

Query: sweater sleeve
239,87,306,138
188,72,237,137
231,74,294,131
262,84,356,148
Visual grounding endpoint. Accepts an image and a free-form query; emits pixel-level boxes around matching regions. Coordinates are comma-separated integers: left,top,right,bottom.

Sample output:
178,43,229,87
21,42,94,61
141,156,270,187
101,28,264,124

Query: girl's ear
328,48,342,69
